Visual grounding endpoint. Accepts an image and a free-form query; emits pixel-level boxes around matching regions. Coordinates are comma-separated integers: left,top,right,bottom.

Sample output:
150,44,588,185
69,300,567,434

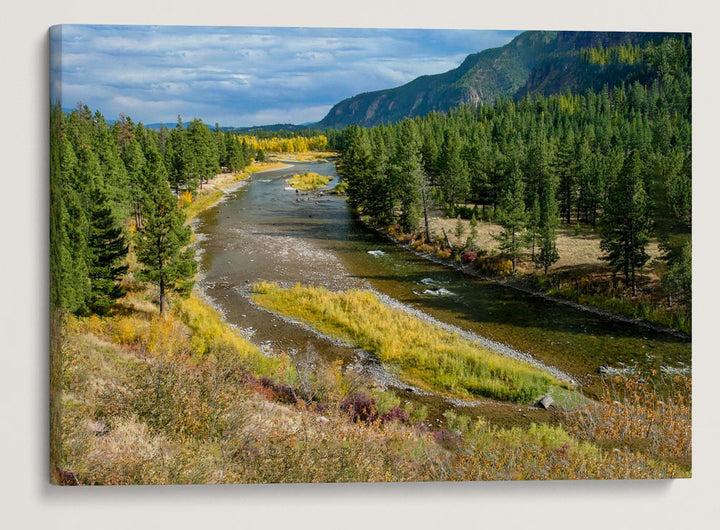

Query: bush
461,250,478,264
381,406,411,425
477,256,513,277
340,392,378,425
436,248,452,260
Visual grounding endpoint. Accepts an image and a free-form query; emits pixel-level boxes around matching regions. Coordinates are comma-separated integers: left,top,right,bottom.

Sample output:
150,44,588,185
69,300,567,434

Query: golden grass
59,311,682,483
57,289,685,484
564,374,691,468
287,172,333,191
274,151,337,162
251,282,562,403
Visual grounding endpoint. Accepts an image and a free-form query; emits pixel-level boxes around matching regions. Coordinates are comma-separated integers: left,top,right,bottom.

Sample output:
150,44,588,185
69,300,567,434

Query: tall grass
252,282,562,403
564,373,691,469
58,291,685,484
287,172,333,191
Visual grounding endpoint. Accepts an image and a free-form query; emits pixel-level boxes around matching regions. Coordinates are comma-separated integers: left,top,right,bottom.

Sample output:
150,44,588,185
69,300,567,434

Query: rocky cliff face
318,31,671,128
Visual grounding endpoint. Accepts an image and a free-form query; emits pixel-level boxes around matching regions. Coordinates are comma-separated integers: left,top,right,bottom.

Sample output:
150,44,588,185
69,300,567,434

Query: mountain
318,31,676,128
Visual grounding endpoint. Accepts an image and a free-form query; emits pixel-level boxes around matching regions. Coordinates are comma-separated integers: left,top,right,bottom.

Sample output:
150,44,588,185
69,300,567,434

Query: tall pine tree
600,150,650,295
134,166,197,315
86,187,128,314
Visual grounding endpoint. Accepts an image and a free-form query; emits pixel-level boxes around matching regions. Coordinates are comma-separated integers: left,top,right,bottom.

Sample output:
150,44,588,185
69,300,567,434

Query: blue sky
50,25,521,127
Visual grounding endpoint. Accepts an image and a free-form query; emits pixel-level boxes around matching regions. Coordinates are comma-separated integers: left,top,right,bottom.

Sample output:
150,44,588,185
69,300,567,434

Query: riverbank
366,218,690,338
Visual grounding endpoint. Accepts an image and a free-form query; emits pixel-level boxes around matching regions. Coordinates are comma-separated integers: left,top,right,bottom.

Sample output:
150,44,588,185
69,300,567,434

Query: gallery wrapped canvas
49,25,691,485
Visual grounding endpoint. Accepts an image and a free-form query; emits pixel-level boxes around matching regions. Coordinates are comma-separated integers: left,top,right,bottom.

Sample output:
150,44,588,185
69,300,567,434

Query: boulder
534,394,555,410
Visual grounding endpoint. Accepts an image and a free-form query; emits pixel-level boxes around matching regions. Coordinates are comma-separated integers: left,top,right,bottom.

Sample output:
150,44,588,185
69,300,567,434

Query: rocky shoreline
369,222,690,341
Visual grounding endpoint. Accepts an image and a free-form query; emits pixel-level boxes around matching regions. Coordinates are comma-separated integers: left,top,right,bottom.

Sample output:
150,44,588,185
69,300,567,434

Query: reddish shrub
431,428,462,451
259,376,297,404
380,406,410,425
461,250,478,264
340,392,378,425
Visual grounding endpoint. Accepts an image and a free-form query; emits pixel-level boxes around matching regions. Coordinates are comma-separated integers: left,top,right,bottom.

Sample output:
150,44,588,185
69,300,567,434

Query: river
193,160,691,423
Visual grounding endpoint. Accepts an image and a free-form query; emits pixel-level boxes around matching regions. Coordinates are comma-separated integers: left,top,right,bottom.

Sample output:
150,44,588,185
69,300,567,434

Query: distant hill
318,30,677,129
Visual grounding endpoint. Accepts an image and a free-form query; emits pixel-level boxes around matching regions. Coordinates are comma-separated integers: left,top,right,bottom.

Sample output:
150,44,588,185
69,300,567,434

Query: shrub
259,376,298,404
381,406,411,425
477,256,513,277
287,172,333,191
178,190,193,208
461,250,478,264
436,248,452,260
340,392,378,425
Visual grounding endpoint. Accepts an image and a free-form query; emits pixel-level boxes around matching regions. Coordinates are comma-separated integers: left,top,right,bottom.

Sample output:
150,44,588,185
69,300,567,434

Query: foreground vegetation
56,283,688,484
49,91,691,483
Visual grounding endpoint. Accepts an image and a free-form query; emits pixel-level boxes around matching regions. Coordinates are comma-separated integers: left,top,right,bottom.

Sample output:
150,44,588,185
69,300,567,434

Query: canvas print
49,25,691,485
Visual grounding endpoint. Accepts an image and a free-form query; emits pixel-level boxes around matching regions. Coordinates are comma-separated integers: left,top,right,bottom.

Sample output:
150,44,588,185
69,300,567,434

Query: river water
194,161,691,420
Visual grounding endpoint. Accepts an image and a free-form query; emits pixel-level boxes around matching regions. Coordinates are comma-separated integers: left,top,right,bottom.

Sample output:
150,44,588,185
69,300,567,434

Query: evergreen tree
600,151,650,295
86,188,128,314
337,125,374,211
494,151,527,273
225,133,245,172
438,128,469,214
392,120,424,232
535,171,560,275
662,241,691,307
134,173,197,316
122,137,147,227
554,130,577,225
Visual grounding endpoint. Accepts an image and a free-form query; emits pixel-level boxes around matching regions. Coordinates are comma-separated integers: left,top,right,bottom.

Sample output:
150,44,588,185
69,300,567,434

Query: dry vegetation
396,210,688,333
56,287,688,484
428,213,663,276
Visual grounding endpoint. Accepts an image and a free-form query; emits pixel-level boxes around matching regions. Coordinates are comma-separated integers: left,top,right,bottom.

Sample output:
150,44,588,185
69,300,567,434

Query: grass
251,282,563,403
287,172,333,191
57,290,686,484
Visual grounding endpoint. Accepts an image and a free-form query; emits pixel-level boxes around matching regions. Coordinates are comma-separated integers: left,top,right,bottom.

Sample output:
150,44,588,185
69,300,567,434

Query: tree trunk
421,184,431,243
442,228,452,249
159,276,165,316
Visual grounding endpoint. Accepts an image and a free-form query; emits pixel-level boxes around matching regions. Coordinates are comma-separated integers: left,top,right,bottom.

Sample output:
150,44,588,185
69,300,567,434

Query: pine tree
392,120,424,232
600,151,650,295
438,128,469,214
134,174,197,316
337,125,373,211
662,241,691,307
494,151,527,273
86,188,128,314
535,172,560,275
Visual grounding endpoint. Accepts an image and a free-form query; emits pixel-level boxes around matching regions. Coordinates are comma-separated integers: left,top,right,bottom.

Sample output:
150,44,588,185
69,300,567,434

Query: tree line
50,106,259,317
337,36,691,301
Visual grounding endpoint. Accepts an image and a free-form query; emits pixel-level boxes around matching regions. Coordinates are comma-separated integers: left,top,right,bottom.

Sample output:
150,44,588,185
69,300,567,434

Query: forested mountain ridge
319,31,682,128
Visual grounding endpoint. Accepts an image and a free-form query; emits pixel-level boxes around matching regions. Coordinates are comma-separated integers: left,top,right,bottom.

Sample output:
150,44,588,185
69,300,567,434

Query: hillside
318,30,675,128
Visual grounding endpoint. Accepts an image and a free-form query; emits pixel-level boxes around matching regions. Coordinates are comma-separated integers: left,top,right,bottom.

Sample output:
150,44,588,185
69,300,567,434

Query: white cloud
55,25,521,126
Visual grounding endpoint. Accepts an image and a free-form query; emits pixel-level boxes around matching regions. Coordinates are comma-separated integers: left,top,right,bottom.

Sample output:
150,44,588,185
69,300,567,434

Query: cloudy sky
50,25,521,127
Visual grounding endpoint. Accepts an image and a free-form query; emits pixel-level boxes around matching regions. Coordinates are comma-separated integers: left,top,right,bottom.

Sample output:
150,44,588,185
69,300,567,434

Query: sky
50,25,521,127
